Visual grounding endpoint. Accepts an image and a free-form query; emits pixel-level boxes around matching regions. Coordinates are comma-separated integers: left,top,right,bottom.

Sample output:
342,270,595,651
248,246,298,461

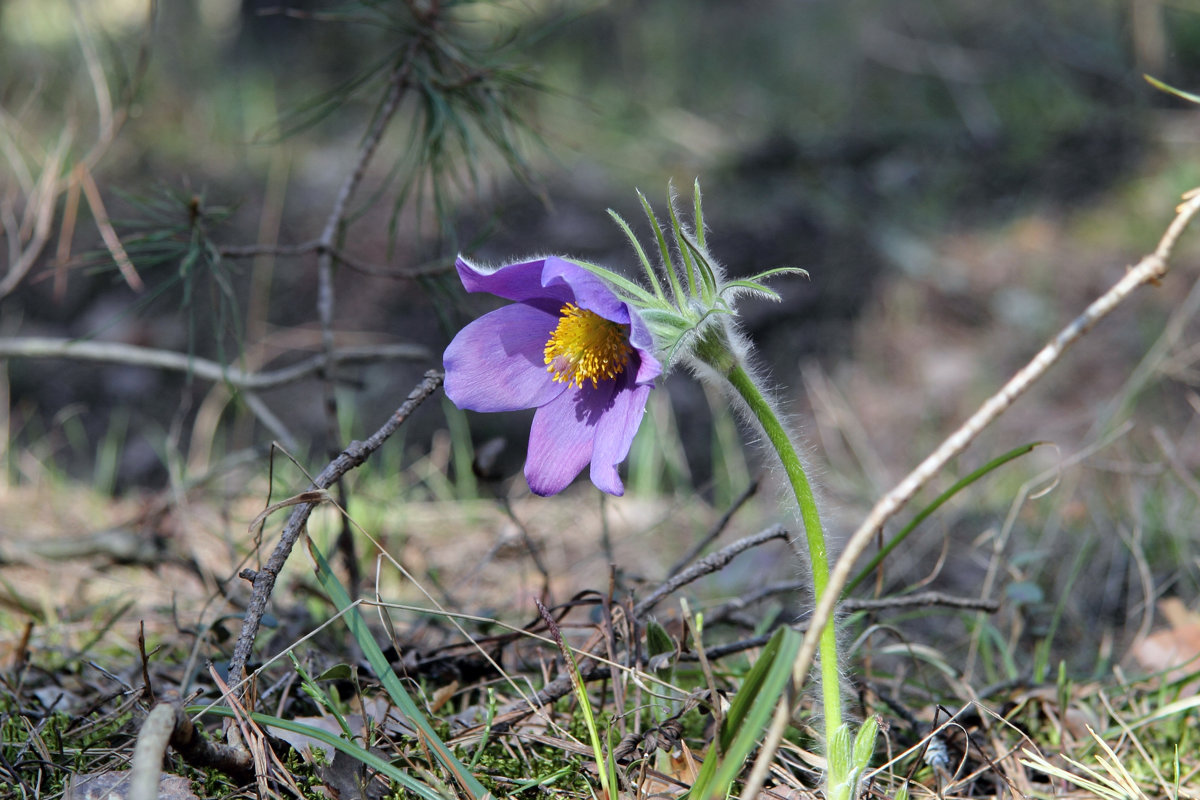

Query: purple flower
443,256,661,496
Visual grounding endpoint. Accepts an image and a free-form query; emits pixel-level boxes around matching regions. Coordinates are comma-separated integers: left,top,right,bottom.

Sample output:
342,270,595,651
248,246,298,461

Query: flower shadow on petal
571,380,620,427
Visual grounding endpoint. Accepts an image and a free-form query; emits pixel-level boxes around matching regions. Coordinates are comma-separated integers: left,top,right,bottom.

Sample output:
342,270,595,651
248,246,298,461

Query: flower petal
629,324,662,384
541,258,630,322
443,304,566,412
457,256,572,307
541,257,663,385
588,377,652,496
524,383,616,496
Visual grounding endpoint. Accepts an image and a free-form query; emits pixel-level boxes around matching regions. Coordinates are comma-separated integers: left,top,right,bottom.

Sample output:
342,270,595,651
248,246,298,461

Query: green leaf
608,209,666,301
679,230,719,303
853,715,879,771
638,309,695,332
688,626,801,800
827,723,853,797
740,266,810,284
667,195,701,299
692,179,706,250
645,619,677,678
720,280,783,301
315,663,356,681
291,652,355,741
639,189,687,308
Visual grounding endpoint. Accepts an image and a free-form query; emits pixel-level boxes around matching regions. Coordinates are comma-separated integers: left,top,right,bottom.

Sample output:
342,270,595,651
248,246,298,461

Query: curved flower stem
722,363,842,735
693,328,843,778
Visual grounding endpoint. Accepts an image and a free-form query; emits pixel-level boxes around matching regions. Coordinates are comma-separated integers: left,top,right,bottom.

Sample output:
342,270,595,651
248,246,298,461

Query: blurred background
4,0,1200,679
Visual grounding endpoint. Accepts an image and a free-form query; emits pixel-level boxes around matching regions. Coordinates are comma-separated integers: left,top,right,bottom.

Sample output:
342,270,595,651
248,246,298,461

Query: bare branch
144,702,253,784
705,582,999,625
804,188,1200,684
310,42,422,598
331,248,455,279
634,524,789,619
218,240,321,259
129,703,177,800
844,591,1000,612
218,240,455,281
314,48,420,383
0,337,428,390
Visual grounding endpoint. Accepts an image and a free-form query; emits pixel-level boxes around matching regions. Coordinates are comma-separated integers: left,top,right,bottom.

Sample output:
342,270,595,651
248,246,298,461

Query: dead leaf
320,749,390,800
1130,598,1200,692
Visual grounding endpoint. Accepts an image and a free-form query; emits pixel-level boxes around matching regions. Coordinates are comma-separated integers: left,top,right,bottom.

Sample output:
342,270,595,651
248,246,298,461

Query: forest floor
5,161,1200,799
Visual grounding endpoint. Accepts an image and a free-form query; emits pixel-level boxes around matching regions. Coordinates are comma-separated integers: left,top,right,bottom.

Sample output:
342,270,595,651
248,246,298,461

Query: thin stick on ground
633,524,789,618
704,584,999,625
743,187,1200,799
226,370,444,689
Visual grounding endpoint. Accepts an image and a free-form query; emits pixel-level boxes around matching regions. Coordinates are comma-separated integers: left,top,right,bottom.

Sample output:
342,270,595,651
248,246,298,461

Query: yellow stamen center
543,303,633,389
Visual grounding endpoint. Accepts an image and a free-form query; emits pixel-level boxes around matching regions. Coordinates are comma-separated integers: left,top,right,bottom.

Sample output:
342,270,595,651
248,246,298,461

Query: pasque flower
445,185,862,799
443,255,662,496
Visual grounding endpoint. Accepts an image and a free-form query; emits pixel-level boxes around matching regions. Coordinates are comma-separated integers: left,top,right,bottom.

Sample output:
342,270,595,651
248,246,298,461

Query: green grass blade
1145,74,1200,104
309,539,492,800
535,600,617,800
689,626,800,800
843,442,1041,597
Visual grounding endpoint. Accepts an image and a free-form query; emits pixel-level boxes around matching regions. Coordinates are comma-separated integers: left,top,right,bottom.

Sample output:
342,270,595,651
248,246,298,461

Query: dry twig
0,337,427,391
705,583,999,624
634,524,789,618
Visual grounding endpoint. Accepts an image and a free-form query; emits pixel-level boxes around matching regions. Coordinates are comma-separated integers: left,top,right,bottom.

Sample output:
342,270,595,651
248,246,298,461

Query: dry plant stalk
742,187,1200,798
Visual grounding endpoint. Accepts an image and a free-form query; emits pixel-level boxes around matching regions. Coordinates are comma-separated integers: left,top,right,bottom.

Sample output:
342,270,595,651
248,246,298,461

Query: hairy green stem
693,328,844,764
723,364,842,732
